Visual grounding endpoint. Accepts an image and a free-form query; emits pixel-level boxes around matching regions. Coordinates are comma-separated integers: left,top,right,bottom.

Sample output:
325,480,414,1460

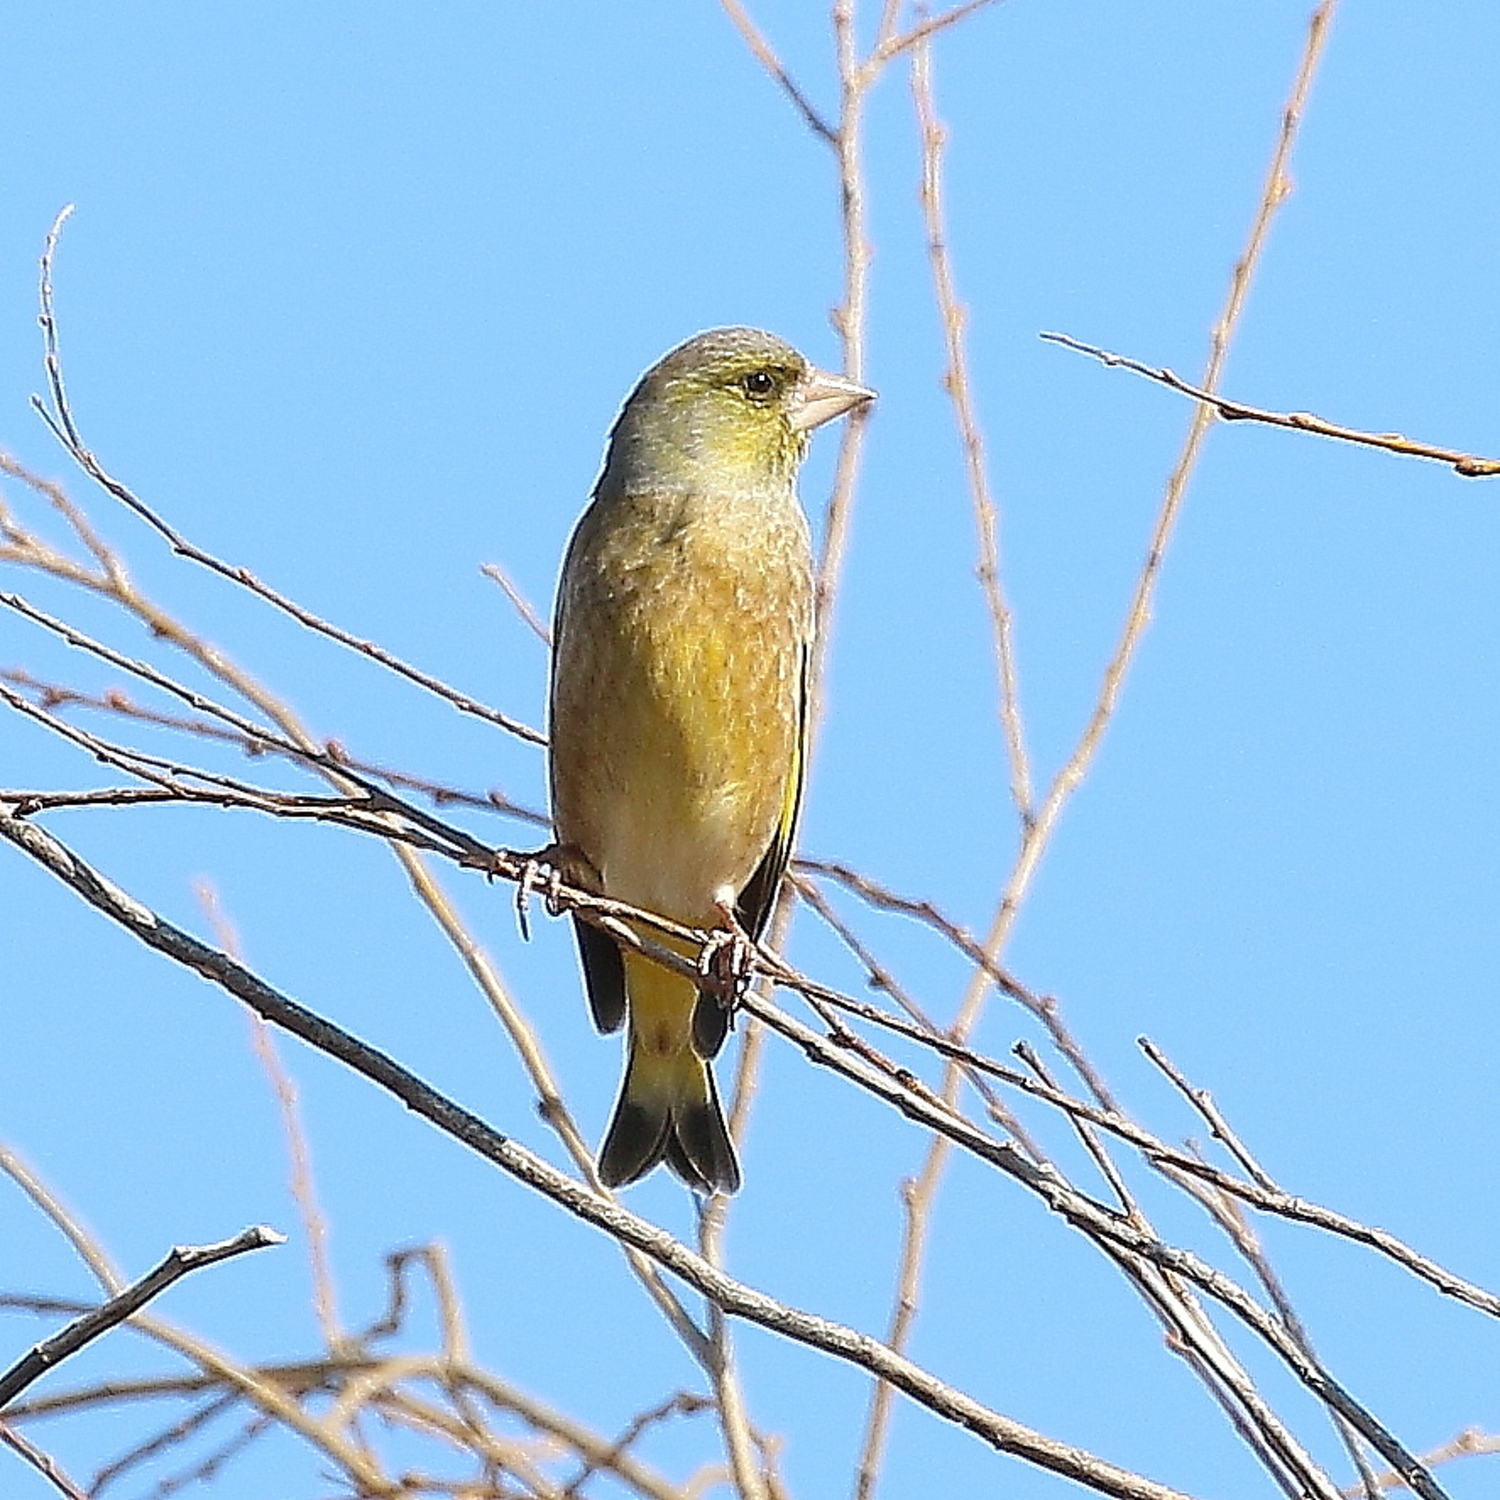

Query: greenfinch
548,328,874,1193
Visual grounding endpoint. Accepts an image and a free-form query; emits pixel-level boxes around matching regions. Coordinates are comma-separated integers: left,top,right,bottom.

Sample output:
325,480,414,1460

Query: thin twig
1347,1429,1500,1497
87,1392,242,1496
196,882,345,1353
911,35,1032,824
1173,1142,1385,1499
1,683,482,866
1014,1042,1136,1216
699,1216,768,1500
1,1315,688,1500
715,0,838,143
1139,1036,1279,1191
560,1392,712,1499
0,1229,283,1408
31,208,544,747
872,0,1004,66
0,446,122,586
480,562,552,645
0,1421,89,1500
809,0,877,731
1041,331,1500,479
854,1134,945,1500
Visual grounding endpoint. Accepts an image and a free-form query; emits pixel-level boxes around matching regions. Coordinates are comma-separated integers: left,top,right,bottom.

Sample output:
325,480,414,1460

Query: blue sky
3,3,1499,1497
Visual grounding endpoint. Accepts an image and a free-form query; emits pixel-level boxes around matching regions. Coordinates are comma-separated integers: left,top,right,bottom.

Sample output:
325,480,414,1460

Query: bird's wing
574,917,628,1034
735,642,808,943
692,642,809,1060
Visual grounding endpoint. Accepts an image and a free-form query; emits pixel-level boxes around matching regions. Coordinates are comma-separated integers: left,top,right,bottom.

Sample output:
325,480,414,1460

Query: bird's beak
787,366,876,433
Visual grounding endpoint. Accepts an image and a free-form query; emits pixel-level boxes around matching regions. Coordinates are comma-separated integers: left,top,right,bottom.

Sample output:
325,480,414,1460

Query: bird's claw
513,848,566,941
698,909,756,1003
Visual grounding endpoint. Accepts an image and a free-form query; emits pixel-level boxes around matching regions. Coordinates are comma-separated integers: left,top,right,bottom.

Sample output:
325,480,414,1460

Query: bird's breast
550,487,811,924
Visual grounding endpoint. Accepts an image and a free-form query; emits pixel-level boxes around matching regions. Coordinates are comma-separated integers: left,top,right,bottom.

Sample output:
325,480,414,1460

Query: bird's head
600,327,874,495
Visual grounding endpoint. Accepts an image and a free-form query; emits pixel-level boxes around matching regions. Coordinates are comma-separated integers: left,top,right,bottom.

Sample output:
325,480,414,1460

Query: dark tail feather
597,1055,741,1195
669,1068,741,1194
597,1083,672,1188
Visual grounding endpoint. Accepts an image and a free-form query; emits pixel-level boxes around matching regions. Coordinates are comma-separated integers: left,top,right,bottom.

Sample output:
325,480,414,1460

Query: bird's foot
698,901,757,1004
509,843,574,940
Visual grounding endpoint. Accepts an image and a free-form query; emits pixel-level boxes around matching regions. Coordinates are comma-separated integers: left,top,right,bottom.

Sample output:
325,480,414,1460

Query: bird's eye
741,369,777,400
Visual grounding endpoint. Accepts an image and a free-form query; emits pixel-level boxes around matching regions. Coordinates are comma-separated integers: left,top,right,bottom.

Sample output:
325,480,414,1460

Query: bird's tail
597,950,741,1194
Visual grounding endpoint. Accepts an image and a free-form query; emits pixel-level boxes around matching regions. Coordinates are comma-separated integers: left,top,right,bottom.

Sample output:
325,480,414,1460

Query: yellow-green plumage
549,327,873,1193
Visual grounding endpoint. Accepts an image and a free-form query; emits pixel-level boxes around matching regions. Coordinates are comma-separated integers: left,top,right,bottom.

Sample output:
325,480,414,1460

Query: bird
547,327,874,1194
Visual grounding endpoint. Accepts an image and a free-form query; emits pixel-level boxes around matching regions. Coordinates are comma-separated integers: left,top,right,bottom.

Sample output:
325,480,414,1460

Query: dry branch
0,1229,283,1409
0,802,1206,1500
1042,332,1500,478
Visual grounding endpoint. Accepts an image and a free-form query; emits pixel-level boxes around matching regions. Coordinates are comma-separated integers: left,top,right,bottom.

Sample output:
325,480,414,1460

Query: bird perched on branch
548,327,874,1193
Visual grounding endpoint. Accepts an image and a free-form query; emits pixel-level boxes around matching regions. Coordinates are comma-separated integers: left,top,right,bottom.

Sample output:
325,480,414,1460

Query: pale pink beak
787,365,876,433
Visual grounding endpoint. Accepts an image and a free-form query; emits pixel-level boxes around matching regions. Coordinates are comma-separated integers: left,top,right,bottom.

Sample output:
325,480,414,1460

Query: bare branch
1041,331,1500,478
0,1422,89,1500
480,562,552,645
0,805,1208,1500
30,208,544,747
716,0,838,144
0,1229,283,1409
911,34,1032,824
